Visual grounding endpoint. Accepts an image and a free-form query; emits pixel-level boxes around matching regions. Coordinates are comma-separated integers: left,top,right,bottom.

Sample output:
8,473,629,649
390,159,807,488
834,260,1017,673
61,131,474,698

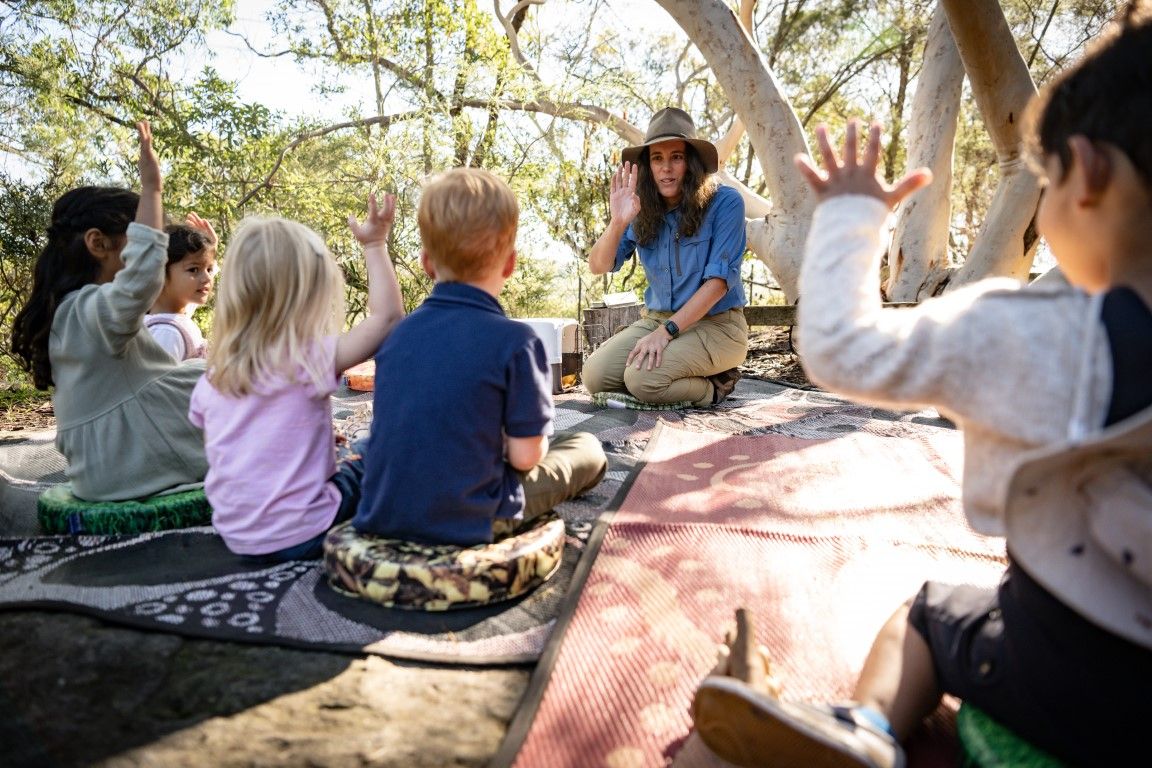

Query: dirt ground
0,328,808,768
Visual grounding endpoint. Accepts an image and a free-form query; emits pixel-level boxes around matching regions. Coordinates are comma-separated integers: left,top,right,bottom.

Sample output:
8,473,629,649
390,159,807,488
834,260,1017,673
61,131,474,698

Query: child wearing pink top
189,196,403,561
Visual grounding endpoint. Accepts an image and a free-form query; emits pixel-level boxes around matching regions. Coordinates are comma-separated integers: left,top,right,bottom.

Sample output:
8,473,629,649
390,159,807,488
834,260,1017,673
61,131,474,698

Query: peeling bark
886,4,964,301
941,0,1042,286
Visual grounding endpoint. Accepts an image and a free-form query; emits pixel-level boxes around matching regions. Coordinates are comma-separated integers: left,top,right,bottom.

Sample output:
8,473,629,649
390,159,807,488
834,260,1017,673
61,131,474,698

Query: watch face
665,320,679,337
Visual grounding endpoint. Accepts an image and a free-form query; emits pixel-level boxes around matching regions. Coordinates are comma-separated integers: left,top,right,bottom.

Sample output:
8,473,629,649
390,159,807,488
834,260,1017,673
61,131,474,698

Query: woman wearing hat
583,107,748,406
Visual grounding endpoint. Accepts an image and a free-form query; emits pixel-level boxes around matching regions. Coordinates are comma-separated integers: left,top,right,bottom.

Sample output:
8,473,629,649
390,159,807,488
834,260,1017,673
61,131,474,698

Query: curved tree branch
237,110,424,206
494,0,545,77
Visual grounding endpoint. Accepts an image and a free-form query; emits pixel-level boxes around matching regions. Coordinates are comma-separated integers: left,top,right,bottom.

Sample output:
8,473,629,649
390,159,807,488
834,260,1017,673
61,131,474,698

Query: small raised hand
348,192,397,247
794,120,932,209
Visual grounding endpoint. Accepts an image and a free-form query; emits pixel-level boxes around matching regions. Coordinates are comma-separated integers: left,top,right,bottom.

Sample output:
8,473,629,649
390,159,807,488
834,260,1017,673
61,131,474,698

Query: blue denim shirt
613,183,747,314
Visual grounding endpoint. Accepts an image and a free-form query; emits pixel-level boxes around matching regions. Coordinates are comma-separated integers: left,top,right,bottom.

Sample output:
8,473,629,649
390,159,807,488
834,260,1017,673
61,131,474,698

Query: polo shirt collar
427,281,506,316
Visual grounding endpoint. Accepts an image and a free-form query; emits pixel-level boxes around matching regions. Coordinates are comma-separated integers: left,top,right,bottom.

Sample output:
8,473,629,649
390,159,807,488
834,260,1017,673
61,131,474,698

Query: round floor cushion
592,391,695,410
957,703,1068,768
37,484,212,535
323,514,566,611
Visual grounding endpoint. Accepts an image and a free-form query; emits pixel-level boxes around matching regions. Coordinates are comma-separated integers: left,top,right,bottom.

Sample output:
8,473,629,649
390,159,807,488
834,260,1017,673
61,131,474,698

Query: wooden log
743,303,918,327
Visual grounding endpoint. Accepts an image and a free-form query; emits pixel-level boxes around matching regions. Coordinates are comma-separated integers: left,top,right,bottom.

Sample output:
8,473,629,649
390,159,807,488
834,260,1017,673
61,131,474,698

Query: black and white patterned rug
0,381,946,666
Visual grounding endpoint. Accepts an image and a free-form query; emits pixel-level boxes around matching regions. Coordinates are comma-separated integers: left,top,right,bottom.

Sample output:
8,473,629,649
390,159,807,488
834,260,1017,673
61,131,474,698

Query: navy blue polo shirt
353,282,554,546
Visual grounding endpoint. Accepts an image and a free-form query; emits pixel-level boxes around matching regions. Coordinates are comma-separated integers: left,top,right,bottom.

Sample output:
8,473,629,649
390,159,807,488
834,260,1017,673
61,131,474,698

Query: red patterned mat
498,423,1006,768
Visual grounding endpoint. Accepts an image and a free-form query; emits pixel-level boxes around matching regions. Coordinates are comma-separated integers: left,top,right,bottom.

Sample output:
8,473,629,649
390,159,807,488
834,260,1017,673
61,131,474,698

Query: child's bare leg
852,602,942,741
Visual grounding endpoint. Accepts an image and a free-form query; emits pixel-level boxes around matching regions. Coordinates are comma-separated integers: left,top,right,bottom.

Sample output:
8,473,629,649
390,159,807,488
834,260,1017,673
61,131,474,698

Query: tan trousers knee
581,308,748,406
516,431,608,524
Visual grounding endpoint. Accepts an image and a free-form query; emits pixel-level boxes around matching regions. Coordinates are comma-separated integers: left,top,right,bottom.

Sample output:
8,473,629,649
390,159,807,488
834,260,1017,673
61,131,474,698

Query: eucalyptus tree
0,0,1123,327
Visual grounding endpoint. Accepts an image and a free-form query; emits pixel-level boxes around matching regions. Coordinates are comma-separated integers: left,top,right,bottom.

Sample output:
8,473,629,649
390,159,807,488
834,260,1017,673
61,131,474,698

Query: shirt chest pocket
674,230,713,278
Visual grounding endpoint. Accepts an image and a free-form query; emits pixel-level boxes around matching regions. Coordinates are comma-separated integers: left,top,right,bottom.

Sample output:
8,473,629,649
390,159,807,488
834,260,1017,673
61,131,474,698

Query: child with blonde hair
353,168,607,546
10,122,208,501
189,196,404,561
145,213,218,361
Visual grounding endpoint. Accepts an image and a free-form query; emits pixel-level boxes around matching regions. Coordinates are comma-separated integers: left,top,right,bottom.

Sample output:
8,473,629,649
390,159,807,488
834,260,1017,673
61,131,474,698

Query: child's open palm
794,121,932,209
348,193,397,247
135,120,164,230
136,121,161,193
185,211,218,246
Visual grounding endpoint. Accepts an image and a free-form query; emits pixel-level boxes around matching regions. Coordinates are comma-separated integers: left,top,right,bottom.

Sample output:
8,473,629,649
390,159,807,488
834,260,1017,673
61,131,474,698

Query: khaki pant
581,308,749,406
493,431,608,536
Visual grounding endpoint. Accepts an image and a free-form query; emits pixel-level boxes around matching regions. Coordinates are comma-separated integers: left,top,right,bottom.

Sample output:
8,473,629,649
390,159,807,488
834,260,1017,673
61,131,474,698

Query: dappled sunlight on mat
510,424,1006,768
615,424,990,556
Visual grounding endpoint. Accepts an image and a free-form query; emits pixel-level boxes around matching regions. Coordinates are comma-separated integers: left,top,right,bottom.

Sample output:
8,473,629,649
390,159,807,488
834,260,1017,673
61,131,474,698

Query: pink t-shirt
189,338,341,555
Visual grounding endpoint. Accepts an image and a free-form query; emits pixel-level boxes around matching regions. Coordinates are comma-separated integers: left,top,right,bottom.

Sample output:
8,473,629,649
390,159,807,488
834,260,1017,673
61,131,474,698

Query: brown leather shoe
709,368,742,405
692,680,905,768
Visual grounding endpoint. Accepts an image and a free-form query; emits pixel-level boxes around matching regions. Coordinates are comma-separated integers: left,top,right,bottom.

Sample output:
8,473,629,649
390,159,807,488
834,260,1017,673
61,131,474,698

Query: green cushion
323,514,566,611
957,703,1067,768
37,484,212,535
591,391,695,410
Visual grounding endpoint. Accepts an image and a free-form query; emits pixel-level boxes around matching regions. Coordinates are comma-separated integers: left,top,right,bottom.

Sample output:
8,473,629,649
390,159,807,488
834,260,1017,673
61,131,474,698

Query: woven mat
496,420,1007,767
0,392,626,666
0,382,969,673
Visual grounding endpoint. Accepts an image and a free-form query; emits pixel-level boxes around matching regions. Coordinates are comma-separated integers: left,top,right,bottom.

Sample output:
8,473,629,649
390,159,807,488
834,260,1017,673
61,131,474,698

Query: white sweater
798,195,1151,649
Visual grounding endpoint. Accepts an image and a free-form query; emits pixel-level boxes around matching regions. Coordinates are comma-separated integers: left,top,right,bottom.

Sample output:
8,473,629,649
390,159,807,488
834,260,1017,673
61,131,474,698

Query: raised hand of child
135,121,164,230
347,193,397,247
794,120,932,210
185,211,218,246
609,162,642,226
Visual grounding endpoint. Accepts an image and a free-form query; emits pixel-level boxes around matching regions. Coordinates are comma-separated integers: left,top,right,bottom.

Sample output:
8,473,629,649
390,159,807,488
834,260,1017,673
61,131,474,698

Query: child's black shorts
907,557,1150,767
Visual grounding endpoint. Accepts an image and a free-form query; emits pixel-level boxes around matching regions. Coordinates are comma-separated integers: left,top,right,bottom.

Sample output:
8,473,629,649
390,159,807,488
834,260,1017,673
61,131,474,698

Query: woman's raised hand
609,162,642,226
794,121,932,209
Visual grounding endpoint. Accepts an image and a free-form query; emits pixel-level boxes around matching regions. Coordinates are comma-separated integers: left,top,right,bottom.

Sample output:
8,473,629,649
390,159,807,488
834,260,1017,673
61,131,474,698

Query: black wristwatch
663,319,680,339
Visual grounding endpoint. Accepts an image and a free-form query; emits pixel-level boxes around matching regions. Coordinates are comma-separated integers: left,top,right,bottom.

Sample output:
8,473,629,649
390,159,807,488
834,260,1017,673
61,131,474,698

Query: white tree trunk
656,0,815,302
886,4,964,301
941,0,1041,288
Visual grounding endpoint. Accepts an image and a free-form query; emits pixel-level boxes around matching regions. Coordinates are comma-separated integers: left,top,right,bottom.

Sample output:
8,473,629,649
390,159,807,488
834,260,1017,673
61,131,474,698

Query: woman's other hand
626,327,672,371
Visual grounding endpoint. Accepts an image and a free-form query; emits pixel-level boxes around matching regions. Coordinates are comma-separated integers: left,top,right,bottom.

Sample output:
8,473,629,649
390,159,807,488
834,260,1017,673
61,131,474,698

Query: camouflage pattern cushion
957,703,1068,768
323,514,566,611
37,483,211,535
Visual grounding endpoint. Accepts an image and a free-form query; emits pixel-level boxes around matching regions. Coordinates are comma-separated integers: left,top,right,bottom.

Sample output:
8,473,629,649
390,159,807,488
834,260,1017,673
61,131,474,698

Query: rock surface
0,612,529,767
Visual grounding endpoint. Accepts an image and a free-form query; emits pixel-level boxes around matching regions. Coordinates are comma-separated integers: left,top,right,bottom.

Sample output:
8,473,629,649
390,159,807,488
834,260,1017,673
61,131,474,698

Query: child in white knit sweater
692,4,1152,767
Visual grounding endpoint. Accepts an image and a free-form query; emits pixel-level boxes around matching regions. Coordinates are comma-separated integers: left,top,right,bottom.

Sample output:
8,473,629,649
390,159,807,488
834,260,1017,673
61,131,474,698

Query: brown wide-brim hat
621,107,719,174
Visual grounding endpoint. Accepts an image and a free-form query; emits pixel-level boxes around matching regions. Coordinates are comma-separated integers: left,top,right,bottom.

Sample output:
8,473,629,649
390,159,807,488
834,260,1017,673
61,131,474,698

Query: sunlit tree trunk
885,3,964,301
941,0,1041,287
655,0,816,303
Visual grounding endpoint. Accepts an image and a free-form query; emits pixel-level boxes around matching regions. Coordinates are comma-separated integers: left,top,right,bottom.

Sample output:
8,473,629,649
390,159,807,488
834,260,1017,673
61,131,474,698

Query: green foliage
0,0,1124,384
0,379,51,410
0,174,57,365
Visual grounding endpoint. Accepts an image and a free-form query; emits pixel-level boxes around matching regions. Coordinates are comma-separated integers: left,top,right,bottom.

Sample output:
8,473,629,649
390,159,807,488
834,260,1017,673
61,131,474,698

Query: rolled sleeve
613,227,638,272
700,187,747,290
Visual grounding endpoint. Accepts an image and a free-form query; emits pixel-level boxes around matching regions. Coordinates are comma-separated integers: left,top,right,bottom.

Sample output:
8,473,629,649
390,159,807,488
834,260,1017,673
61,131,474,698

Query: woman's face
648,139,688,207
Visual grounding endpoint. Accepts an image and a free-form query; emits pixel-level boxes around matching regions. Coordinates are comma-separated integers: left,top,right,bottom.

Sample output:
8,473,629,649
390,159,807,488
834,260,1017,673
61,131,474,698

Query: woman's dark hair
631,143,719,245
10,186,139,390
164,223,212,267
1029,1,1152,190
